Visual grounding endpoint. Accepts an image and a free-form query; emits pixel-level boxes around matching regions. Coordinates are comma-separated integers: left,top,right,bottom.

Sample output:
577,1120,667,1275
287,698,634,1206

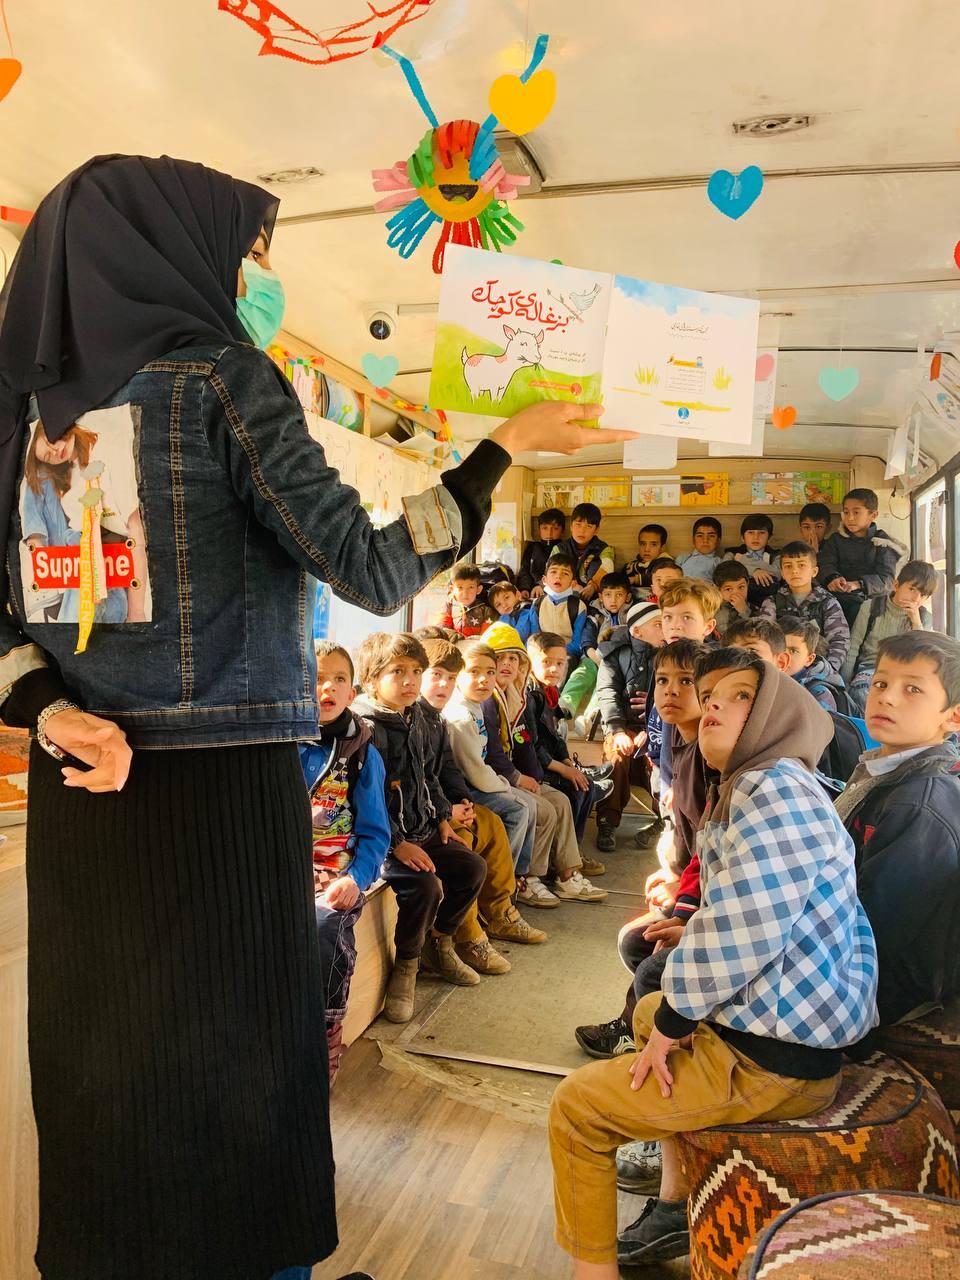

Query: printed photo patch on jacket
19,404,152,630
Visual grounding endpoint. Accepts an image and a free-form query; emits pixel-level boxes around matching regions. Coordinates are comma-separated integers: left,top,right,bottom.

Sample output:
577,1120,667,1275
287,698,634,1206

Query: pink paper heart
755,353,775,381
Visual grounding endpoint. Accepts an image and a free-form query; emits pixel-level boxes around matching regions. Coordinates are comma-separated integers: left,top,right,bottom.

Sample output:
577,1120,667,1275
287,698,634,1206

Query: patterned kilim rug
0,729,29,824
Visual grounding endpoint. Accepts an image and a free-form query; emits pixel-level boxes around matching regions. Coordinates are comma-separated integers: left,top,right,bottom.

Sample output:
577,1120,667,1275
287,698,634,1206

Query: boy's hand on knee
438,819,457,845
645,869,679,911
630,1027,680,1098
321,876,361,911
610,731,634,760
517,774,540,793
451,801,474,825
643,917,686,951
394,841,436,872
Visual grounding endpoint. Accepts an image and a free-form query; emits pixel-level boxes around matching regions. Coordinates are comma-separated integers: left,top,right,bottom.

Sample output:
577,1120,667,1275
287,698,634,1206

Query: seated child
646,557,684,602
353,633,487,1024
437,562,497,638
301,641,392,1084
518,552,597,719
713,559,775,636
724,513,781,603
625,524,673,592
799,501,832,552
818,487,908,627
488,578,526,627
722,615,790,671
555,501,616,603
781,616,846,712
584,571,633,652
483,623,606,902
527,631,609,848
595,600,665,852
517,507,565,597
416,633,547,964
549,658,878,1273
841,559,936,711
836,631,960,1029
676,516,723,583
774,540,850,672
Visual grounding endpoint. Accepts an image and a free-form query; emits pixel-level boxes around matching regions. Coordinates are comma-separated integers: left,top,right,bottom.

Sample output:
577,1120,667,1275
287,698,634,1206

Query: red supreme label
31,545,136,591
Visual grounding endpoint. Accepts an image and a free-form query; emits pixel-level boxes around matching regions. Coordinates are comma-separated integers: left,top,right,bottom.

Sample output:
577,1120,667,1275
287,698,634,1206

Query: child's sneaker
580,854,606,876
617,1196,689,1264
616,1141,663,1194
634,818,664,849
485,908,548,944
595,820,617,853
455,938,512,975
574,1016,635,1059
516,875,561,909
382,957,418,1023
420,933,481,986
553,871,608,902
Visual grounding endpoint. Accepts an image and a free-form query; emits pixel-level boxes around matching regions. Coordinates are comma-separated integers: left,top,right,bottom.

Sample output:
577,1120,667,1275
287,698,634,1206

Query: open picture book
429,245,760,444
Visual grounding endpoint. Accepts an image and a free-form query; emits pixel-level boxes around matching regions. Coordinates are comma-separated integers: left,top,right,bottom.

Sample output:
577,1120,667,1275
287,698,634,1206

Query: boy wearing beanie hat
594,600,665,852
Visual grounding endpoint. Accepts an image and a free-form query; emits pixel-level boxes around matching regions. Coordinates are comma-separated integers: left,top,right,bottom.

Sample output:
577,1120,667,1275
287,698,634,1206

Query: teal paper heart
818,366,860,401
362,352,399,388
706,166,764,219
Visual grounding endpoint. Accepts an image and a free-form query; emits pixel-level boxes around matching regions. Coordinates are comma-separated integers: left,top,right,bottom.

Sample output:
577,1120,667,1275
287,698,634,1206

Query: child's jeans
315,894,365,1086
381,830,486,960
832,589,867,627
545,774,597,841
596,749,654,828
466,785,534,872
548,991,841,1264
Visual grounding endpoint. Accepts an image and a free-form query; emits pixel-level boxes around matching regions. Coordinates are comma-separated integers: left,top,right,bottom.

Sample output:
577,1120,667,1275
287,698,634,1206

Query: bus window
913,478,948,632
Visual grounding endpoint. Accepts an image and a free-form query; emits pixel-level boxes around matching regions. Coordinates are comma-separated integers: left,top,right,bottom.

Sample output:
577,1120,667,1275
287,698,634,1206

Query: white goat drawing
461,325,544,401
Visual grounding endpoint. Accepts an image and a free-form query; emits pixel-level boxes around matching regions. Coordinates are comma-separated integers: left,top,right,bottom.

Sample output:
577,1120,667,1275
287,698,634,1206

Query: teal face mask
236,257,285,348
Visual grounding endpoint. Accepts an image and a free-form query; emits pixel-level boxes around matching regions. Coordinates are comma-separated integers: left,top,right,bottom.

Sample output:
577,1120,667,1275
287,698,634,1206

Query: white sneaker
517,876,561,909
554,870,608,902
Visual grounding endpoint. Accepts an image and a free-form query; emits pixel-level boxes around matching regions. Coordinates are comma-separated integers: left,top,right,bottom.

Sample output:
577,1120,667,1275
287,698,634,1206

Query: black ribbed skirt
26,742,337,1280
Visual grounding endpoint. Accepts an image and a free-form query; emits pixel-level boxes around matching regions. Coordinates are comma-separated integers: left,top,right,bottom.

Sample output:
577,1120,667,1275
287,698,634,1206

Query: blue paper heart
706,166,764,220
818,366,860,401
362,352,399,388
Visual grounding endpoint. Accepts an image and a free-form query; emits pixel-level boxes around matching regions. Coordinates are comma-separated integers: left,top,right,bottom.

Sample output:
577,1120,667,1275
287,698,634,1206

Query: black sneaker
574,756,614,783
595,820,617,853
617,1196,689,1265
574,1016,635,1059
591,777,615,802
616,1140,663,1194
634,818,663,849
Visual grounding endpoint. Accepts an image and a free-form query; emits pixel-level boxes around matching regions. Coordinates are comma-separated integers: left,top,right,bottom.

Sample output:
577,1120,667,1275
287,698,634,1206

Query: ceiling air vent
732,114,812,138
256,166,326,185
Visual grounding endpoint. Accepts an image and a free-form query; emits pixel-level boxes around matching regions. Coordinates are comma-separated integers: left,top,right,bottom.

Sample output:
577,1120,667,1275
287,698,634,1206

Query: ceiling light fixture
732,114,812,138
256,165,326,185
493,131,546,194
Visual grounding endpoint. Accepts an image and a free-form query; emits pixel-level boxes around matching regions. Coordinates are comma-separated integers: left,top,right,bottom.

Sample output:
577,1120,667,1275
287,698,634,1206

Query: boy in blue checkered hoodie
549,657,878,1275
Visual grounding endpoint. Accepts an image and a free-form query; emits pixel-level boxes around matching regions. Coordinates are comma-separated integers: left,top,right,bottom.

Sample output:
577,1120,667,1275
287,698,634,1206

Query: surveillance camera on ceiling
365,305,398,341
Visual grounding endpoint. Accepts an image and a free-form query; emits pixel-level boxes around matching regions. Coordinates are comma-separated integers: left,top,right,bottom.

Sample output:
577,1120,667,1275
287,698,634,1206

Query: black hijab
0,153,279,562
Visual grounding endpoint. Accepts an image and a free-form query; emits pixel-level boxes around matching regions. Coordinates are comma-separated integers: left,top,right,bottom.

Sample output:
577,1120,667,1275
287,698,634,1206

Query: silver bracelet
36,699,80,762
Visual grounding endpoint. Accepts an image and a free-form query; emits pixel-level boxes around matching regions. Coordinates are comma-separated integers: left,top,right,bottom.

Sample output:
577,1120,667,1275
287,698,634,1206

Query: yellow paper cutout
488,67,556,136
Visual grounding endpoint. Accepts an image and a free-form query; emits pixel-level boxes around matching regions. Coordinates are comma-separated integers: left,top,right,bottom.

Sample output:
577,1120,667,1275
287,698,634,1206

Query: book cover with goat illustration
430,246,759,444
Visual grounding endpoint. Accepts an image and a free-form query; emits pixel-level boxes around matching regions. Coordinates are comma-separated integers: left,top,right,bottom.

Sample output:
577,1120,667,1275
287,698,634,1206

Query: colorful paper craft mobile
0,0,21,103
372,33,554,272
818,365,860,401
218,0,437,65
954,239,960,271
707,166,764,220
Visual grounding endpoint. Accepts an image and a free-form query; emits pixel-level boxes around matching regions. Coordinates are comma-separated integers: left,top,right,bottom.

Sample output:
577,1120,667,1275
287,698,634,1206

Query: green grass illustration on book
432,321,602,416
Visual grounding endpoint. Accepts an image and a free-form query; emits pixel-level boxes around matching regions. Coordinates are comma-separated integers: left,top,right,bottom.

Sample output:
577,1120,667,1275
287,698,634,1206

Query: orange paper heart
772,405,797,430
0,59,21,103
488,67,556,136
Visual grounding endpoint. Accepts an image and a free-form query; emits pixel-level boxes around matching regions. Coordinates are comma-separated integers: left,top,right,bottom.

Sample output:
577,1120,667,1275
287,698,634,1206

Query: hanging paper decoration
953,239,960,271
372,33,553,272
0,204,31,224
361,352,400,388
706,166,764,220
771,405,797,430
0,0,21,103
818,366,860,401
218,0,438,66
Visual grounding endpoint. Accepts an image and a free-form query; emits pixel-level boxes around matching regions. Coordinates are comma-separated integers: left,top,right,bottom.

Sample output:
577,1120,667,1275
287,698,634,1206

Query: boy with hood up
548,659,878,1274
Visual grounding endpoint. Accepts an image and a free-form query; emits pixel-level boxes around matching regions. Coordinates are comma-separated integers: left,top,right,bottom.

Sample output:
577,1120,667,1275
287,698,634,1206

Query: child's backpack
804,675,859,718
817,711,879,789
477,560,516,594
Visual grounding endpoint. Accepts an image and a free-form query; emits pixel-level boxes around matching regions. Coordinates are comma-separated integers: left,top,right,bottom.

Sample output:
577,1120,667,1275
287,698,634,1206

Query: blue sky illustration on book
613,275,758,319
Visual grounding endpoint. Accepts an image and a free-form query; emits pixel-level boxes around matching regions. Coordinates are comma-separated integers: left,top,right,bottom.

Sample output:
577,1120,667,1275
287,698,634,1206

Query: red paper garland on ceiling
218,0,437,66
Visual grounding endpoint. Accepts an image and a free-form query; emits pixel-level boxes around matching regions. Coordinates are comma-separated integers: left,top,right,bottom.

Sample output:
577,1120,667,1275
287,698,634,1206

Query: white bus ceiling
1,0,959,470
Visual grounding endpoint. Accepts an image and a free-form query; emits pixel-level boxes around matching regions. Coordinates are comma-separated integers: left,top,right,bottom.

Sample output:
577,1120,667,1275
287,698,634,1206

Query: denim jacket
0,343,509,747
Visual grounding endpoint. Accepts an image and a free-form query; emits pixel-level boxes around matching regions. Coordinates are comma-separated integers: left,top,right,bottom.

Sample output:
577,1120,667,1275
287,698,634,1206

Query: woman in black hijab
0,155,627,1280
